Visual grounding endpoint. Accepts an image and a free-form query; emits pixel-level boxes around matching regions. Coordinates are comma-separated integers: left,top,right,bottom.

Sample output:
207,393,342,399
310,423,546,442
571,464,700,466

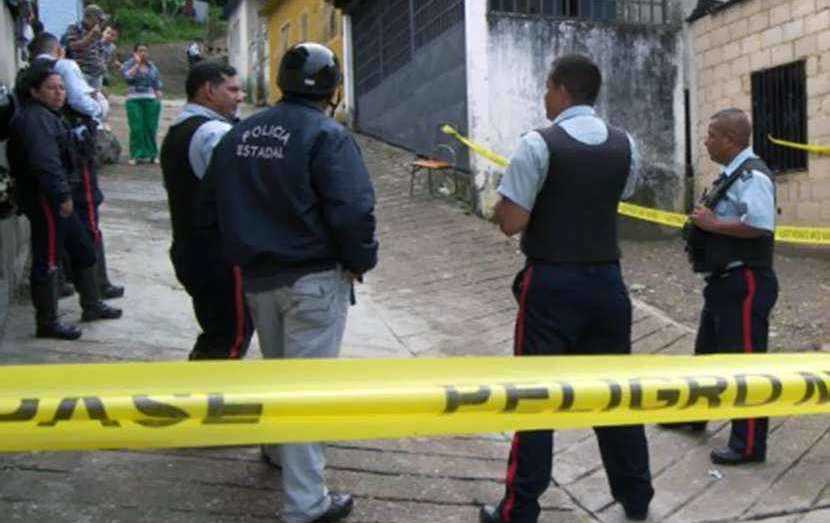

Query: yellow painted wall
264,0,343,103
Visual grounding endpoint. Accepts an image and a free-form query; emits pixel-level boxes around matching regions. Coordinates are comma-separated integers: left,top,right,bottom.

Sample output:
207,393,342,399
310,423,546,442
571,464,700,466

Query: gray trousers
245,268,350,523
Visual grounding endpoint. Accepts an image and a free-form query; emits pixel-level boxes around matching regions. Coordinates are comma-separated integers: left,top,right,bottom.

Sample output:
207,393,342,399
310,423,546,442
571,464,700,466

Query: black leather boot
31,273,82,340
76,266,122,322
95,240,124,299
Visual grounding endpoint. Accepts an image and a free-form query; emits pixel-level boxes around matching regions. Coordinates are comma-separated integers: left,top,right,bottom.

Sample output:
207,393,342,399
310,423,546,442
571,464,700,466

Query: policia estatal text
198,43,377,523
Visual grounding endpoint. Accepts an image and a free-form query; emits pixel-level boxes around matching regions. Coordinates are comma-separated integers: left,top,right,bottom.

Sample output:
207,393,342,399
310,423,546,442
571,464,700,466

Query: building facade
224,0,270,105
264,0,344,103
0,2,32,330
337,0,686,216
688,0,830,226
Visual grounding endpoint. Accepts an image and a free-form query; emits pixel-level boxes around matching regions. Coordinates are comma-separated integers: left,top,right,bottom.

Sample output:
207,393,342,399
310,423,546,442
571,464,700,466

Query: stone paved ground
1,99,829,522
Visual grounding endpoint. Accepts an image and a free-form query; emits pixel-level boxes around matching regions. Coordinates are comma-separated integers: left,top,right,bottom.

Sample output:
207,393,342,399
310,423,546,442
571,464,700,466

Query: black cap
277,42,341,99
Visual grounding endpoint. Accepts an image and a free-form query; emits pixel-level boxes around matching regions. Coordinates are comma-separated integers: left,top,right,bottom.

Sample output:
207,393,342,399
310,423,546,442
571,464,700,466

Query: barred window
751,61,807,174
488,0,669,25
352,0,464,97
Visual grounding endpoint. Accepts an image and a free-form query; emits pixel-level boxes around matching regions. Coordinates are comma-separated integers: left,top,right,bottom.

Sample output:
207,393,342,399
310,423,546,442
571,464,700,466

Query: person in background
99,24,122,88
186,38,204,68
121,43,163,165
63,4,108,90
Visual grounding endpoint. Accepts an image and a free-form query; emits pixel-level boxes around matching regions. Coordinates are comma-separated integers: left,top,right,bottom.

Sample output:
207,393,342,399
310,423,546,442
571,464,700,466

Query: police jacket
200,97,378,281
7,101,73,212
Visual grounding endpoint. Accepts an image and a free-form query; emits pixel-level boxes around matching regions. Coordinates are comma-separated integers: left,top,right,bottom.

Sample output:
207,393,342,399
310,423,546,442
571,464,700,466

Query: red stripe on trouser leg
501,267,535,521
82,165,100,244
501,434,521,522
513,267,534,356
228,266,244,359
39,197,57,270
742,268,757,456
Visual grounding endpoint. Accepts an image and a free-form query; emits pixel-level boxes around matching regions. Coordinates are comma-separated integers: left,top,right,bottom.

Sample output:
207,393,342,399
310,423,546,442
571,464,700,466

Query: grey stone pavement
1,99,829,523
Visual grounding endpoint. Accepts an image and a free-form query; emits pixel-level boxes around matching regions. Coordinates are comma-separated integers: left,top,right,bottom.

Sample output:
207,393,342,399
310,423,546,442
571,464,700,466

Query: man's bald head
704,108,753,165
710,108,752,149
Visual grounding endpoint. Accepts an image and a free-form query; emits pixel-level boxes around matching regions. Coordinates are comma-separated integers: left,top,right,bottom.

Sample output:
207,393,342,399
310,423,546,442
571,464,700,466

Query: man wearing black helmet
199,43,377,523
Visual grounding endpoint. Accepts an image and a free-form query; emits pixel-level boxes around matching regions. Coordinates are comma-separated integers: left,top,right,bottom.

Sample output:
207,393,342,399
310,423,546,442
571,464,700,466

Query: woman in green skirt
121,43,163,164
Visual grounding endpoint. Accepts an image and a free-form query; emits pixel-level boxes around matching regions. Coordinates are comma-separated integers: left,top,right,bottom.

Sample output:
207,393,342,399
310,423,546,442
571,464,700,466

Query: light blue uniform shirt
172,103,234,180
712,147,776,233
498,105,639,212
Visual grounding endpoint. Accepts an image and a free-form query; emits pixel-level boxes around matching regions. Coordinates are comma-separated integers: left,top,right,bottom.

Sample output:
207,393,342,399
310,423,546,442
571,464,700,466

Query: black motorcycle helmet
278,42,341,100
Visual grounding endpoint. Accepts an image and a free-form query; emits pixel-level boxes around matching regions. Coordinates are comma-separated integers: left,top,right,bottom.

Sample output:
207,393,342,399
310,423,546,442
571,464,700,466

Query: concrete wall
0,4,31,332
690,0,830,226
227,0,267,96
466,7,686,218
38,0,83,40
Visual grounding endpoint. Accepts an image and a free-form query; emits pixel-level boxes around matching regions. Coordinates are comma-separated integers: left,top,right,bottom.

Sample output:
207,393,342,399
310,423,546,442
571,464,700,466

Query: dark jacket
199,97,378,279
7,101,73,211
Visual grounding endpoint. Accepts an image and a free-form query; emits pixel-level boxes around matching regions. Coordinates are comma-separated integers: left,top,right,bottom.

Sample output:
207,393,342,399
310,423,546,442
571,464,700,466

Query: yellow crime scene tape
441,125,830,245
769,136,830,155
3,355,830,452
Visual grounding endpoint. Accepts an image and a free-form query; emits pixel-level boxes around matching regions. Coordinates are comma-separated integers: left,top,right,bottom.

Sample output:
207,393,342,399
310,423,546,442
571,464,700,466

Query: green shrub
111,8,205,45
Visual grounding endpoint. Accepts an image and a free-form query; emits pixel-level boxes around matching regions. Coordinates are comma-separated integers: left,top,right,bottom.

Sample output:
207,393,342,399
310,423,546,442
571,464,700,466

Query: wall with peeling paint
466,8,686,221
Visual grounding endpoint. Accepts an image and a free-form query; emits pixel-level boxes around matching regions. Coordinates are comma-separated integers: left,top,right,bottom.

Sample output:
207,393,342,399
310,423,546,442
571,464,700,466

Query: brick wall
691,0,830,226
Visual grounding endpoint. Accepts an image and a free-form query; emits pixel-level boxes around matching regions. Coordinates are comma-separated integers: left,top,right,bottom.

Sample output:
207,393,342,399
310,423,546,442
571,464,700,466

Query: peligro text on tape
442,126,830,245
2,355,830,452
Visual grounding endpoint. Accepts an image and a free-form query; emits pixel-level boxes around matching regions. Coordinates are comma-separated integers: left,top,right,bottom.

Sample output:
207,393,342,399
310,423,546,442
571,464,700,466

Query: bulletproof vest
520,123,631,264
160,115,211,247
683,157,775,273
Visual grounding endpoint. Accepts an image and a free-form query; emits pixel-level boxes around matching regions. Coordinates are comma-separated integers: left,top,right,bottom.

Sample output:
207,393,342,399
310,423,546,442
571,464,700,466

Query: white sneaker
128,159,136,166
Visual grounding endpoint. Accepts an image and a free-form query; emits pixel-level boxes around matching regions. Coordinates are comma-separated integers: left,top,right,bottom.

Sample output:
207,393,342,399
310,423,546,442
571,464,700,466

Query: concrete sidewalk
1,99,829,522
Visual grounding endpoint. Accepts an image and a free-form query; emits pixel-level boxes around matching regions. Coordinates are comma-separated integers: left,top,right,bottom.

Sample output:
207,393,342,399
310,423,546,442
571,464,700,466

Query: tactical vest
160,115,211,248
520,123,631,264
683,157,775,273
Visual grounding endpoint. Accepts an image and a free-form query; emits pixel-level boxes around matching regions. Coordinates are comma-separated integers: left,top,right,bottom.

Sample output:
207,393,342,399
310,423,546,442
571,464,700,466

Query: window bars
751,61,808,174
488,0,670,25
352,0,464,97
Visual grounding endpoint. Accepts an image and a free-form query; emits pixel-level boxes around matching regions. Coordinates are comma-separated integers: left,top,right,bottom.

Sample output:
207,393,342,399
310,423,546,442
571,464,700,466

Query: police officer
200,43,377,523
480,54,654,523
160,61,253,360
667,108,777,465
29,32,124,301
8,63,120,340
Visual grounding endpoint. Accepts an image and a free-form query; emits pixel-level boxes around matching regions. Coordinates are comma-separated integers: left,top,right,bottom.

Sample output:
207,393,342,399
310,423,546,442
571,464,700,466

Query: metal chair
409,143,458,197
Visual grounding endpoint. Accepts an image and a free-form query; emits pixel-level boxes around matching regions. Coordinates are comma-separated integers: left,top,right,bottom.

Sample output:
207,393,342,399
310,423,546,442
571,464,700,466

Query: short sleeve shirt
713,147,776,233
497,105,639,212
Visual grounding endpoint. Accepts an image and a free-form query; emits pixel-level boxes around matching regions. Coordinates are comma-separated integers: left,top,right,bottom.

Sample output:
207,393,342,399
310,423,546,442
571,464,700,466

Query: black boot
76,265,122,322
95,240,124,299
31,273,82,340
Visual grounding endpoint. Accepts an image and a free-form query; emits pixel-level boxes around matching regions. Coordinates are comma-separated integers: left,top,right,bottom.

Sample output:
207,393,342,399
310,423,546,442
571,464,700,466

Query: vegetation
95,1,227,46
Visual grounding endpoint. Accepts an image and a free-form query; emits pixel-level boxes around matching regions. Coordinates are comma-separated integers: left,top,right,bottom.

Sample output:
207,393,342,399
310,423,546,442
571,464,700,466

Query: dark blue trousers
696,266,778,459
170,236,253,360
26,196,96,284
496,263,654,523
